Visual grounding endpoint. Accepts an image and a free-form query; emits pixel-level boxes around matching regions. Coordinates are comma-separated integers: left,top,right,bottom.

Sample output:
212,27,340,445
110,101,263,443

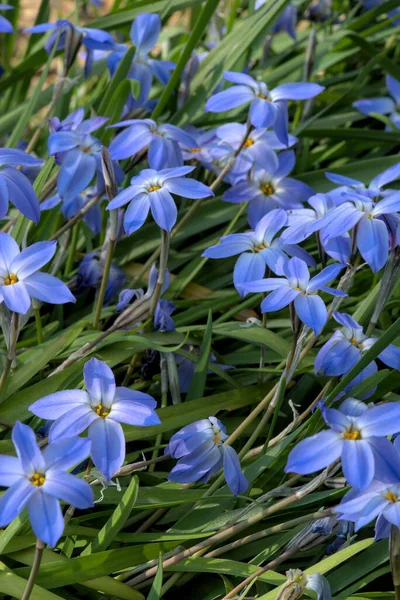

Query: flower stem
367,247,400,336
33,306,43,345
64,221,80,278
92,237,116,329
149,229,170,320
390,526,400,600
0,312,19,398
21,538,44,600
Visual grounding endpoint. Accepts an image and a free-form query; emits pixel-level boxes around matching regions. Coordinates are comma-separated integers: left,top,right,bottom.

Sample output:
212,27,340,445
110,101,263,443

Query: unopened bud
64,24,83,76
276,570,306,600
101,146,118,201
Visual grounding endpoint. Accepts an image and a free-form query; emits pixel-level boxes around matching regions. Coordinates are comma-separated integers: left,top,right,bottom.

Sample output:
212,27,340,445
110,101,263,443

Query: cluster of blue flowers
0,2,399,584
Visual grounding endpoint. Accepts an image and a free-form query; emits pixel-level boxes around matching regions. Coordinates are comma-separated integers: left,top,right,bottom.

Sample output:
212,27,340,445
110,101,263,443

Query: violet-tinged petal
285,430,343,474
149,187,177,232
205,86,255,112
0,479,36,526
342,439,375,489
233,252,266,295
44,471,94,509
89,417,125,481
357,216,388,272
84,357,115,406
23,272,76,305
271,82,325,101
43,437,91,472
294,293,327,334
221,445,248,496
48,405,98,442
1,281,31,314
261,285,300,312
29,390,90,420
353,97,395,116
28,491,64,547
124,193,151,235
12,421,45,474
10,241,56,278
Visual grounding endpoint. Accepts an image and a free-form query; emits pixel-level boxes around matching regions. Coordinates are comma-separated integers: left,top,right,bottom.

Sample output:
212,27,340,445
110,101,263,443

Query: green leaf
186,310,213,400
97,46,136,116
81,476,139,555
147,555,163,600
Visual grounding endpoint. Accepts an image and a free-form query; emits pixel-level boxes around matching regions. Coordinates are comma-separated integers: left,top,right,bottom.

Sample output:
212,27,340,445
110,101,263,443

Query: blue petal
29,390,90,420
0,149,42,168
203,234,254,259
307,263,345,292
0,167,40,222
261,286,300,312
164,177,213,199
221,445,248,496
372,192,400,216
44,471,94,509
89,418,125,481
368,437,400,484
357,216,388,272
294,293,327,334
325,172,363,186
379,344,400,370
316,337,361,376
1,281,31,314
205,86,255,112
149,187,177,231
24,272,76,305
271,82,324,101
43,437,91,471
384,501,400,528
48,131,79,155
249,98,278,128
12,421,45,474
0,455,24,487
124,194,151,235
275,150,295,179
10,241,56,278
322,407,350,432
354,97,395,116
48,405,97,442
341,439,375,489
386,74,400,104
273,100,289,146
0,232,19,272
285,430,342,474
28,491,64,547
233,252,266,296
359,404,400,437
84,357,116,406
130,13,160,53
283,256,310,288
110,389,160,426
369,162,400,191
109,127,152,160
223,71,258,88
58,149,97,199
0,478,35,526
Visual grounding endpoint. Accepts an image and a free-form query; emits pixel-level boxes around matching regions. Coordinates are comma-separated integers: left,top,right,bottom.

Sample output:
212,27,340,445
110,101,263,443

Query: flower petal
0,456,24,486
206,86,255,112
84,357,116,406
24,272,76,305
261,286,300,312
294,293,327,334
28,491,64,547
48,404,98,442
233,252,266,296
221,445,248,496
44,471,94,509
342,439,375,489
1,280,31,314
0,232,19,273
357,216,388,273
43,437,91,471
29,390,90,420
149,187,177,231
285,430,342,474
0,478,36,526
12,421,45,474
89,418,125,481
358,403,400,437
123,193,151,235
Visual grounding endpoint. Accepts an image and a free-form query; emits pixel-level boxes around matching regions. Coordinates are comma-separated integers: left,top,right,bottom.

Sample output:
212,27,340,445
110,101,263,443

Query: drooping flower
0,149,43,222
281,193,352,264
306,187,400,272
353,75,400,129
306,0,332,22
0,422,93,547
239,257,346,335
0,233,75,314
0,4,13,33
205,71,324,144
29,358,160,481
107,166,213,235
72,251,126,305
48,112,117,200
271,4,297,38
24,19,117,76
286,399,400,489
107,13,174,110
315,311,400,376
203,209,314,295
277,569,332,600
108,118,197,169
41,186,103,234
166,417,248,496
223,150,313,228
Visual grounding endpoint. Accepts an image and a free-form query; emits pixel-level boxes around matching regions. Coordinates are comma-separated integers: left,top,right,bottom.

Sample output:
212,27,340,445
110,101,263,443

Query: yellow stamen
386,490,398,502
190,147,201,153
31,472,45,487
343,429,361,441
148,185,161,192
260,182,274,196
95,404,109,418
214,435,221,444
4,273,18,286
244,138,254,147
254,243,266,253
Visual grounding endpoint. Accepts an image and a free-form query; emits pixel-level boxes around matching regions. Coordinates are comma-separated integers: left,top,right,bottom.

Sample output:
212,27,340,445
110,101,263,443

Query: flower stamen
31,472,46,486
95,404,109,418
386,490,398,502
148,185,161,192
3,273,18,285
260,182,274,196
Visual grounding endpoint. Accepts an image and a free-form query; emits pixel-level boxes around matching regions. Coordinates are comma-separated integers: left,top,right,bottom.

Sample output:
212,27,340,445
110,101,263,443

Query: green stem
226,0,241,34
64,221,80,278
34,307,43,345
149,353,168,471
0,312,19,398
93,238,116,329
21,538,44,600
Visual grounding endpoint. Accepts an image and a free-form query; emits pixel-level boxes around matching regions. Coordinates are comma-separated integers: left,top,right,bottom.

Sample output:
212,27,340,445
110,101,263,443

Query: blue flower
306,0,332,22
286,399,400,489
180,126,217,164
216,122,298,169
0,148,43,222
29,358,160,481
203,209,315,295
75,251,126,304
166,417,248,496
0,233,75,314
306,186,400,273
205,71,324,144
107,13,174,110
315,311,400,376
353,75,400,129
0,4,13,33
48,113,110,199
281,193,351,264
239,257,346,335
24,20,116,76
41,186,102,234
0,421,93,547
107,166,213,234
108,118,196,169
222,150,313,228
49,108,107,135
